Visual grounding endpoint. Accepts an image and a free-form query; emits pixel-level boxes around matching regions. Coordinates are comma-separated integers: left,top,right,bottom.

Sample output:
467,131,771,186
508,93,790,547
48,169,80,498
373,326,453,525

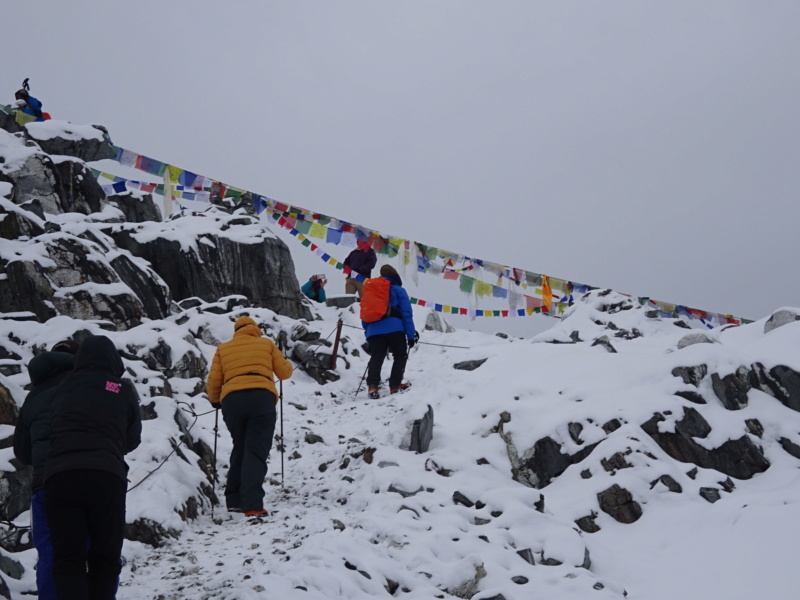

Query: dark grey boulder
424,311,455,333
291,341,340,385
764,309,800,334
109,192,162,223
51,160,107,215
675,390,707,404
0,461,32,521
108,213,310,320
453,358,487,371
752,363,800,412
124,517,179,548
0,109,22,134
650,474,682,493
699,487,721,503
779,437,800,460
0,382,19,426
641,407,769,479
6,152,61,214
677,333,715,349
109,254,172,320
575,513,601,533
711,366,751,410
671,364,708,386
597,484,642,523
0,199,45,240
408,405,434,453
325,295,358,309
0,553,23,581
591,336,617,353
26,123,116,162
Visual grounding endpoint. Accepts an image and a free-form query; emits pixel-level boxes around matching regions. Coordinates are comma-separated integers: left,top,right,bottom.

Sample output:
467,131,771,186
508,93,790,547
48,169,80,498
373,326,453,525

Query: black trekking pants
44,469,126,600
367,331,408,390
221,388,277,512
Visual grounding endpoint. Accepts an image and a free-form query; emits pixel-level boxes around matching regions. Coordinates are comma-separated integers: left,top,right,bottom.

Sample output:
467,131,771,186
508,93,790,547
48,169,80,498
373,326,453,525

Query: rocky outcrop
25,122,117,162
51,160,107,215
109,191,162,223
0,460,32,521
641,407,769,479
108,212,310,321
0,233,172,327
5,152,62,214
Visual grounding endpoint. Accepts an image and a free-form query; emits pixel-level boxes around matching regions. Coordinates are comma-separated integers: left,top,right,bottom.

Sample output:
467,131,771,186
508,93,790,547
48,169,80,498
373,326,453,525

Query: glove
408,331,419,349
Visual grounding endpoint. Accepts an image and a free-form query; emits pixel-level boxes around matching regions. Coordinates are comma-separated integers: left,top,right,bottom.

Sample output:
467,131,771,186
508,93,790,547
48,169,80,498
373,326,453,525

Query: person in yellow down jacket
207,315,293,518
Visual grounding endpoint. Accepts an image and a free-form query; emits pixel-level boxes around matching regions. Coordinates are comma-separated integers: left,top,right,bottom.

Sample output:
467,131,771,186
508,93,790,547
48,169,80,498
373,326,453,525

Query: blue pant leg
31,489,57,600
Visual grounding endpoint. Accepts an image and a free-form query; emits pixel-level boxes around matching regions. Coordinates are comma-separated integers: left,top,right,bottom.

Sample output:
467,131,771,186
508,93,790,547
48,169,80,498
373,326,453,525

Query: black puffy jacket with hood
45,335,142,483
13,351,76,491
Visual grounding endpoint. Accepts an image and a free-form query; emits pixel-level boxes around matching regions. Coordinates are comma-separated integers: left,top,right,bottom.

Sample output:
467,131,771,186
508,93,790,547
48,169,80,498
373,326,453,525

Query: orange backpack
360,278,392,323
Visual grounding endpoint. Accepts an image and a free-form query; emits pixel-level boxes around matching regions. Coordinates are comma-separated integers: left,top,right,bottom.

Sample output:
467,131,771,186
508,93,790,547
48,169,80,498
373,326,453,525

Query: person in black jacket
44,335,142,600
13,340,79,600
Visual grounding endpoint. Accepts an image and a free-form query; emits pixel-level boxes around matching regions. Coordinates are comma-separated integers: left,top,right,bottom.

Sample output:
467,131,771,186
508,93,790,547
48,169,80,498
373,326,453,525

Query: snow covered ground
7,292,798,599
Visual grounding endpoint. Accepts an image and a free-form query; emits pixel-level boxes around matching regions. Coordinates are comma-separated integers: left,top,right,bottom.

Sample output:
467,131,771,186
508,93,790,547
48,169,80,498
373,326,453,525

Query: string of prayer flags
106,145,751,326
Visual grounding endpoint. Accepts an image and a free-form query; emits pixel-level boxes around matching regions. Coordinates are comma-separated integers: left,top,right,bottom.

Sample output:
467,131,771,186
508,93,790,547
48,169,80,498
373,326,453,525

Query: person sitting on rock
301,274,327,303
13,87,45,126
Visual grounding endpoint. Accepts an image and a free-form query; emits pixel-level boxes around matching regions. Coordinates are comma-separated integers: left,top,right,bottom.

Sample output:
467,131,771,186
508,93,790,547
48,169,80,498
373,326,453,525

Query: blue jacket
21,96,44,121
362,275,415,341
301,280,327,303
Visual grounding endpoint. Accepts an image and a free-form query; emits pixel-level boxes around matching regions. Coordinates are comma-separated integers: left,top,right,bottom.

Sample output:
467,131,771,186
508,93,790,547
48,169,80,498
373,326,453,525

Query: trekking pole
279,377,285,488
277,333,286,488
212,407,219,518
354,363,369,397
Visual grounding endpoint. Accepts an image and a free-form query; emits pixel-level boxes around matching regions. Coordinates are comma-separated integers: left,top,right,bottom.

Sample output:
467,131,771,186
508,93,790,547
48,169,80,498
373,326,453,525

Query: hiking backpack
360,278,392,323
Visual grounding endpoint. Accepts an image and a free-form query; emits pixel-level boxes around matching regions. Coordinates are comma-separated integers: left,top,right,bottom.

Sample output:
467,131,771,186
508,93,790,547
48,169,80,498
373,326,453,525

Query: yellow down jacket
207,316,293,405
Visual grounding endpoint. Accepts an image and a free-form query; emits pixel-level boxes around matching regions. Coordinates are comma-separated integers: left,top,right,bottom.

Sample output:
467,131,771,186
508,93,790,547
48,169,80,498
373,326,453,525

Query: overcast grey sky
3,1,799,335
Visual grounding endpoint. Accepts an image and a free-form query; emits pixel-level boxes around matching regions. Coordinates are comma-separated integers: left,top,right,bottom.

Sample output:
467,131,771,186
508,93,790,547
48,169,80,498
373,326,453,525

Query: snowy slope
7,292,798,599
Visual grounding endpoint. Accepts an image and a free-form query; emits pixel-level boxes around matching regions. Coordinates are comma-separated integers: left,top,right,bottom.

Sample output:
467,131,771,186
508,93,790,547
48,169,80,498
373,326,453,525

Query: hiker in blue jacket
362,264,417,399
301,274,327,303
14,87,44,125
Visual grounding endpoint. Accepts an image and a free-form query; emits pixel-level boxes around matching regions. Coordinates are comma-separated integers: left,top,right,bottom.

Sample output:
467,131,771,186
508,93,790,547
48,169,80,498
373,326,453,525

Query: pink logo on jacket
105,381,120,393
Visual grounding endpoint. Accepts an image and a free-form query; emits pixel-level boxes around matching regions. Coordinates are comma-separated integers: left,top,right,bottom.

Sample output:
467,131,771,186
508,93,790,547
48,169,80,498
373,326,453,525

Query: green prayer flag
459,275,475,294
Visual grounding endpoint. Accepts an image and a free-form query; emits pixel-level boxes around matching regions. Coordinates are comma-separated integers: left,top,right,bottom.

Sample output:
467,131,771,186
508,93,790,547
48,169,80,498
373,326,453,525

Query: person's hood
233,315,261,338
383,273,403,287
28,351,75,386
74,335,124,376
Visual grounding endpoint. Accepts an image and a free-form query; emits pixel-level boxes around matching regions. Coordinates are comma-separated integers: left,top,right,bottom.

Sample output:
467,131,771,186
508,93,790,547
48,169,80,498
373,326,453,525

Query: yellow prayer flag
548,277,568,294
309,223,327,239
168,165,182,183
475,281,492,296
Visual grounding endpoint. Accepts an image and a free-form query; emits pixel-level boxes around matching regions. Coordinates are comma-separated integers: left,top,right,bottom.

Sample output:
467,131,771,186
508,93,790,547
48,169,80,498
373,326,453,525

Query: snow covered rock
107,209,310,320
25,121,116,163
764,308,800,334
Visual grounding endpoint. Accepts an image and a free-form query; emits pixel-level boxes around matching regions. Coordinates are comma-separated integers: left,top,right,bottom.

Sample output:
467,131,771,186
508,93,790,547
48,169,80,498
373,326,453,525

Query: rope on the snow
127,401,213,493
